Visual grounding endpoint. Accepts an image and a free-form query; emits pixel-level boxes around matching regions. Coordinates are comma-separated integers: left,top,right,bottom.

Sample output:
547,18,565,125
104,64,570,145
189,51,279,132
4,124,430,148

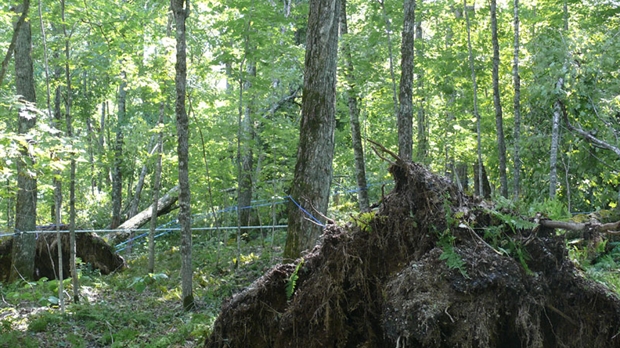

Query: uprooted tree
205,158,620,348
0,225,125,282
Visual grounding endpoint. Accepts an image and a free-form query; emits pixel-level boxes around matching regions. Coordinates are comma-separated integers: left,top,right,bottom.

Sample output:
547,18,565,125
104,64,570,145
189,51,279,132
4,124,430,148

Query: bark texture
397,0,416,161
10,0,37,282
284,0,340,260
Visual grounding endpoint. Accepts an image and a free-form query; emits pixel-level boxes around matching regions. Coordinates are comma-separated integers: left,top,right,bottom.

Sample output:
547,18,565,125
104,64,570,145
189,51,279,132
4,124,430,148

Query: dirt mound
205,161,620,348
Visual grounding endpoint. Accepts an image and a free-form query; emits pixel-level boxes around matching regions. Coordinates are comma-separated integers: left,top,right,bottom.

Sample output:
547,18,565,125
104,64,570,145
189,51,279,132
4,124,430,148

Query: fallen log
111,185,179,244
539,217,620,240
0,225,126,282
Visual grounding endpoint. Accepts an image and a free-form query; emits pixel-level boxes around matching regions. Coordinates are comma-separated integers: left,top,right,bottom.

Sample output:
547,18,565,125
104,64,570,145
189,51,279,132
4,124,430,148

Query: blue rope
286,195,325,227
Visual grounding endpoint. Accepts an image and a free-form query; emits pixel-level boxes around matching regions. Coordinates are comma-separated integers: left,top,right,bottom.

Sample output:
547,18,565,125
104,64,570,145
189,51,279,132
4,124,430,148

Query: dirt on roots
205,161,620,348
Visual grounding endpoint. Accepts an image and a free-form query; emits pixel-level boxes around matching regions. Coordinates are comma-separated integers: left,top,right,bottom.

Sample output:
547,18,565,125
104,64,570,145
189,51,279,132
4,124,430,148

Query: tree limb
559,100,620,158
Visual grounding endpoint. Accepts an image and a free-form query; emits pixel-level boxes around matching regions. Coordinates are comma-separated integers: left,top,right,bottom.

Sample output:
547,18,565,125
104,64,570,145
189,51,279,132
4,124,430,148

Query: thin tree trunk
171,0,194,311
10,0,37,282
111,73,127,229
98,102,106,192
414,1,427,163
512,0,522,200
42,6,64,311
340,0,369,212
464,0,484,198
397,0,416,161
284,0,340,260
238,62,255,228
62,0,79,303
378,0,399,120
148,102,164,274
550,1,569,199
491,0,508,198
128,135,157,219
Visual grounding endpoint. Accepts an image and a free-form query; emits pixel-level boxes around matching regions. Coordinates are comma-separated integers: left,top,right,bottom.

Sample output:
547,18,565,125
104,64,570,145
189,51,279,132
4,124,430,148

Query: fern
286,258,304,300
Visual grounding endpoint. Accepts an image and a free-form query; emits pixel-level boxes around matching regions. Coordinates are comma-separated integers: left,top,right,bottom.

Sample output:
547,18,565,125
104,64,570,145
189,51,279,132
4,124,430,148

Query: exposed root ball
205,162,620,348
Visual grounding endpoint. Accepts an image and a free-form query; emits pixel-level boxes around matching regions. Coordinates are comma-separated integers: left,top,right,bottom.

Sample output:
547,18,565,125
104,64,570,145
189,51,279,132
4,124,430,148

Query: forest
1,0,620,346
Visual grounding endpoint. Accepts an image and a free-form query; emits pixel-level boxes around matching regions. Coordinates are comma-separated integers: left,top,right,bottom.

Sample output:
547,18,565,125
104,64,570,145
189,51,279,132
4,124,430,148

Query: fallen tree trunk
205,160,620,348
539,218,620,240
111,185,179,245
0,225,126,282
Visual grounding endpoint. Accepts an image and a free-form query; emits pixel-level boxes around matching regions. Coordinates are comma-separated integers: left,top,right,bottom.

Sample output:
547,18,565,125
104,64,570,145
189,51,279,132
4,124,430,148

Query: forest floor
0,229,287,347
3,192,620,346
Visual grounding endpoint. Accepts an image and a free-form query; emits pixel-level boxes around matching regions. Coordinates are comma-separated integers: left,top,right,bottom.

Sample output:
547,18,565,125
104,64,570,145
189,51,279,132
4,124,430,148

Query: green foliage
129,272,169,293
351,211,376,233
28,311,61,333
437,229,468,279
286,258,304,300
528,199,571,221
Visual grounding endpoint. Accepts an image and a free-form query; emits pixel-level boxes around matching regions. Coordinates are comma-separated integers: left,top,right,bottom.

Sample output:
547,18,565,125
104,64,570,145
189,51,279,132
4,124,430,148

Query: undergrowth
0,229,286,347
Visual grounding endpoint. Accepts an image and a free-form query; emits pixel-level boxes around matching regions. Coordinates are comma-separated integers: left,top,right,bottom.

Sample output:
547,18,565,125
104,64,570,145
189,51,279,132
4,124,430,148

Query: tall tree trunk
52,34,64,310
378,0,399,120
398,0,416,161
512,0,522,200
98,102,106,192
414,1,427,163
238,62,255,228
111,73,127,229
464,0,484,198
10,0,37,282
549,77,563,199
171,0,194,311
148,102,165,274
62,0,79,303
549,1,568,199
284,0,340,260
340,0,369,212
491,0,508,198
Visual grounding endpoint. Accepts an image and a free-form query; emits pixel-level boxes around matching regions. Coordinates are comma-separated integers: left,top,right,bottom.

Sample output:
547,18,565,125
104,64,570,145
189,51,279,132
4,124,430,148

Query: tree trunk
238,62,255,228
111,73,127,229
464,0,484,198
148,102,164,274
115,185,179,233
512,0,522,200
491,0,508,198
10,0,37,282
340,0,369,212
550,1,569,199
0,0,29,86
171,0,194,311
397,0,416,161
61,0,79,303
284,0,340,260
378,0,399,120
128,136,157,219
414,2,427,163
